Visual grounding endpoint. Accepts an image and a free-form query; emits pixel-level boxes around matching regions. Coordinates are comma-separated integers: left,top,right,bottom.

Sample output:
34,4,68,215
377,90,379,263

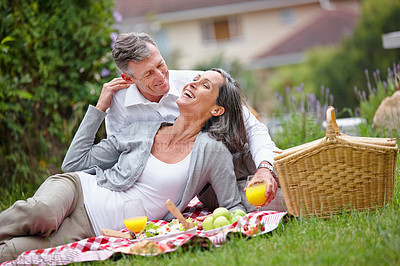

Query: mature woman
0,68,247,262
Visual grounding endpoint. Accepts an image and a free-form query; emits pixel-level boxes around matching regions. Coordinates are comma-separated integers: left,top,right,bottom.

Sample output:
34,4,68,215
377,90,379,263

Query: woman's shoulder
196,132,230,154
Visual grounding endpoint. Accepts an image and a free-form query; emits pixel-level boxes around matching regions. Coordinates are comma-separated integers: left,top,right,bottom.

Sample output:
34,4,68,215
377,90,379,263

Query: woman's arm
62,105,121,172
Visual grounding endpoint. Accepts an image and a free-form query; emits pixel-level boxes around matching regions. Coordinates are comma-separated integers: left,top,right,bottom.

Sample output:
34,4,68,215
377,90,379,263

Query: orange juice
124,216,147,233
246,183,267,206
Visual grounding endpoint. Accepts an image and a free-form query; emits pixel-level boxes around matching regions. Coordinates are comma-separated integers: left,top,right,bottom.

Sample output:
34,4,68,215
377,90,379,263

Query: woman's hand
96,78,131,112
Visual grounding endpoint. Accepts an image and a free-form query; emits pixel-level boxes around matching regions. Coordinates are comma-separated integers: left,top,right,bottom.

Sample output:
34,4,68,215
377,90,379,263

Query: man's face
125,44,170,102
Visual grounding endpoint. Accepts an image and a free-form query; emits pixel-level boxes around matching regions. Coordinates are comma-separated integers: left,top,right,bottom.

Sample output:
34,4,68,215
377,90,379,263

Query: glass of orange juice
245,175,267,207
123,198,147,239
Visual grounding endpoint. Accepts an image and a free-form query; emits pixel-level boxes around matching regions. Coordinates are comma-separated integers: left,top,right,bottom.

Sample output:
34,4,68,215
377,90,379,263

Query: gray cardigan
62,105,245,220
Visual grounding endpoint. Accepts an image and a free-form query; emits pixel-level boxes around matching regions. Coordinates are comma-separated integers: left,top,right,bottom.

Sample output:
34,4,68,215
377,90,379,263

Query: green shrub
0,0,117,192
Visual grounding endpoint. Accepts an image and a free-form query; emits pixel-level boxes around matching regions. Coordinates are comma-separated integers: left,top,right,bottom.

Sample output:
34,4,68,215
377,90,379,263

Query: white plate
130,227,197,243
200,224,233,235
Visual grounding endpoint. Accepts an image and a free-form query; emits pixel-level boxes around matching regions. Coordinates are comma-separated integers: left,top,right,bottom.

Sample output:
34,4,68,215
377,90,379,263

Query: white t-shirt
79,152,191,236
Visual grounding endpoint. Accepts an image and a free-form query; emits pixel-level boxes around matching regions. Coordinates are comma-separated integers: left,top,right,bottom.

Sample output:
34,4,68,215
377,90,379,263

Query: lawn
72,158,400,266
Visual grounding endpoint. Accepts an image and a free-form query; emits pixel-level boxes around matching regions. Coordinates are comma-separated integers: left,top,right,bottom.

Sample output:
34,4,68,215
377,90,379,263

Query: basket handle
325,106,340,140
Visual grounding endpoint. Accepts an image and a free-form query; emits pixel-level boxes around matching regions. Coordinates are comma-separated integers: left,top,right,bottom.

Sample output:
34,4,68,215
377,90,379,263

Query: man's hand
245,163,278,207
96,78,131,112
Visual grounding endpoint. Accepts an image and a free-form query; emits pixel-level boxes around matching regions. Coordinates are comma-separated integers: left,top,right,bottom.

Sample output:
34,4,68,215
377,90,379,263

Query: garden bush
0,0,117,193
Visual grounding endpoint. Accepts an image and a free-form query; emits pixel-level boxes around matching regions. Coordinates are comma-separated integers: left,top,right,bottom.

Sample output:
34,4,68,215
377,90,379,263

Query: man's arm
242,106,279,207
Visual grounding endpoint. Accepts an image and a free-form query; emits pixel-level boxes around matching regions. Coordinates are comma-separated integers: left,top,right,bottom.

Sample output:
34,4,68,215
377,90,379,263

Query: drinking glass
123,198,148,239
245,175,267,207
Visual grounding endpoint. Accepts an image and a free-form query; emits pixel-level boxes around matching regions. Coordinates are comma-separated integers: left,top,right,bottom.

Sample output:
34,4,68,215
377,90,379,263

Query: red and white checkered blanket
1,198,286,265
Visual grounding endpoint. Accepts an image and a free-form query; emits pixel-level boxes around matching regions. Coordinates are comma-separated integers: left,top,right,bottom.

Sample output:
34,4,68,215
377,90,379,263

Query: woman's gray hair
202,68,248,154
112,32,157,76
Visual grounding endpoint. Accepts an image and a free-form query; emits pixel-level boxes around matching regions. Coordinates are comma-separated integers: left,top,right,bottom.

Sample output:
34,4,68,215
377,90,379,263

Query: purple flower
299,100,305,114
101,68,111,77
113,11,123,23
290,95,296,104
306,93,315,102
110,32,118,42
110,32,119,49
285,86,290,94
362,90,366,100
299,83,304,93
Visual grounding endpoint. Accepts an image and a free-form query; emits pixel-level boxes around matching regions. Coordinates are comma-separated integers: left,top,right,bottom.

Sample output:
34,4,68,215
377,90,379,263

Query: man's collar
124,84,150,106
123,77,181,107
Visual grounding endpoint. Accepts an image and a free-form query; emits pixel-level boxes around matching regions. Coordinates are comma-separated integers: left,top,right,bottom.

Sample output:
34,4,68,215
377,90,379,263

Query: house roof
251,8,359,68
115,0,319,22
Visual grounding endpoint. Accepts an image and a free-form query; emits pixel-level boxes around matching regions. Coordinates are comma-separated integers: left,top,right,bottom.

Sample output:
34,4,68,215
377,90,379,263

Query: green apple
230,215,242,224
231,209,246,217
212,207,230,220
213,216,230,229
202,216,214,231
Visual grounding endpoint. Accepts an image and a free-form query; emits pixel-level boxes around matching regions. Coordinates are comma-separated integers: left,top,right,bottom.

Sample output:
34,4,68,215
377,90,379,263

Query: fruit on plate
213,207,230,220
230,215,241,224
213,216,230,228
202,207,247,231
202,216,214,231
231,209,246,217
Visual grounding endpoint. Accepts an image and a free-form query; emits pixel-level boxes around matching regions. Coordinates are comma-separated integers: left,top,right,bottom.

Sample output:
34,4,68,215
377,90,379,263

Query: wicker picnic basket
273,106,398,218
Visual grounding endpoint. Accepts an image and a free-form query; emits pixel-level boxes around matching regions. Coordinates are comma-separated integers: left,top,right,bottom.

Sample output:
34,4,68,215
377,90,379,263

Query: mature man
97,32,285,211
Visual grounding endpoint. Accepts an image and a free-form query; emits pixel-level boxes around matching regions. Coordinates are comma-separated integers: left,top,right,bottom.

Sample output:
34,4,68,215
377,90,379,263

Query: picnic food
202,207,246,231
202,216,214,231
213,207,231,220
231,209,246,217
138,218,197,239
128,240,163,255
213,216,230,228
246,183,267,206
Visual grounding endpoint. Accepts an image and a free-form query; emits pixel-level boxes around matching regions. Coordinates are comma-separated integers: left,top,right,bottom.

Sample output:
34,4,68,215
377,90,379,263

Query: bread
128,240,163,255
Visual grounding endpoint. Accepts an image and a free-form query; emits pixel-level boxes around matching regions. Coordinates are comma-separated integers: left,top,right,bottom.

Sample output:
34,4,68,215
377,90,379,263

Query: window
202,16,242,42
280,8,295,25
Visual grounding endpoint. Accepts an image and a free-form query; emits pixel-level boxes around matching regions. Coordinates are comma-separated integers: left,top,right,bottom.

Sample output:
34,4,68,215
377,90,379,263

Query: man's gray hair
112,32,157,76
